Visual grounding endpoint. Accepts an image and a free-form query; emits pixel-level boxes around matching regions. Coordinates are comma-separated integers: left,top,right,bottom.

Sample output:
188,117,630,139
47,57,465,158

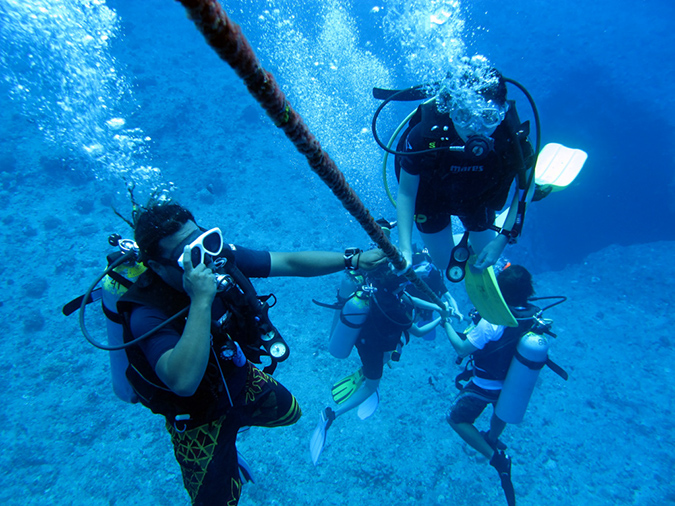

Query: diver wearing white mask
396,56,534,275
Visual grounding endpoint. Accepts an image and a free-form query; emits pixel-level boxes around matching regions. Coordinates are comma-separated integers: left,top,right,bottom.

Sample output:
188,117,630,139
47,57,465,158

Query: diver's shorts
414,207,496,234
447,381,500,425
167,363,301,506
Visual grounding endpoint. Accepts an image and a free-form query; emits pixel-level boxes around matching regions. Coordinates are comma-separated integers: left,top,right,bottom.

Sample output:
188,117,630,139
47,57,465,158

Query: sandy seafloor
1,1,674,505
1,125,674,505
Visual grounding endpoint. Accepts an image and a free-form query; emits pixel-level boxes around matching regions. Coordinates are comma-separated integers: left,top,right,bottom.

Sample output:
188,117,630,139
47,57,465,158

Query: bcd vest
472,304,539,382
118,265,276,424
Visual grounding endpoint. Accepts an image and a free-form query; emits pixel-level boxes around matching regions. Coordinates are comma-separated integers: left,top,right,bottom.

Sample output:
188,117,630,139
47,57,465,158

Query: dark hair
439,61,508,114
134,202,195,264
497,265,534,307
476,67,507,106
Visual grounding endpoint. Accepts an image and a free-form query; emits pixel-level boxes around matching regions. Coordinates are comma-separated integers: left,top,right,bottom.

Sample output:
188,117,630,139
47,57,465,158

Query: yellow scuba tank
495,331,550,424
101,254,146,403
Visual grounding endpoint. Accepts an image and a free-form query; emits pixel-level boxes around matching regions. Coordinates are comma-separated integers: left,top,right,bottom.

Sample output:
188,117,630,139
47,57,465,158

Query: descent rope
176,0,445,310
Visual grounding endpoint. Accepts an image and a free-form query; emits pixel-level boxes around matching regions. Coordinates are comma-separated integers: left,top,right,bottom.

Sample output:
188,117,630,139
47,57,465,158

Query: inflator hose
176,0,445,310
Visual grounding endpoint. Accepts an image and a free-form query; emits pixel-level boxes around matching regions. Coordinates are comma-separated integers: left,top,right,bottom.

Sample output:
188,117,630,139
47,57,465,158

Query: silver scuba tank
329,278,371,359
495,331,549,424
102,259,146,403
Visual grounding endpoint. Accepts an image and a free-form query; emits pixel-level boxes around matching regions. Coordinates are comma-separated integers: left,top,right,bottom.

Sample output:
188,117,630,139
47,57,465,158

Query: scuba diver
395,55,535,274
441,264,568,506
372,54,586,327
310,234,460,465
71,199,386,506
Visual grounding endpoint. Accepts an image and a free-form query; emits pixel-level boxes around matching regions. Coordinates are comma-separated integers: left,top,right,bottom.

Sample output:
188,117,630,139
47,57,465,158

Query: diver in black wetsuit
396,56,534,274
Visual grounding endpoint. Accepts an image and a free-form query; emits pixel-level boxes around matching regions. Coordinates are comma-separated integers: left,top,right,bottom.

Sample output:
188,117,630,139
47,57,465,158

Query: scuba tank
61,234,146,403
329,286,371,359
101,244,146,403
495,330,549,424
494,296,568,424
451,296,568,423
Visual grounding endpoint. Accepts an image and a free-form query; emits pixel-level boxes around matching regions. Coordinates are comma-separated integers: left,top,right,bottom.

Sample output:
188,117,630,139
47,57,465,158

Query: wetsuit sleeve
466,319,504,350
129,305,181,370
230,244,271,278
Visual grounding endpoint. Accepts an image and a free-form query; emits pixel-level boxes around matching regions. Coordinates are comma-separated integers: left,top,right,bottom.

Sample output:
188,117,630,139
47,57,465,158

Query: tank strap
339,310,367,329
545,357,569,380
106,269,134,289
513,348,546,370
102,302,123,324
62,287,102,316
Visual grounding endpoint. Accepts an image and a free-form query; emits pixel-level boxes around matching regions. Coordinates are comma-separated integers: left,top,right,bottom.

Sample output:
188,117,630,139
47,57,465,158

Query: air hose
176,0,445,311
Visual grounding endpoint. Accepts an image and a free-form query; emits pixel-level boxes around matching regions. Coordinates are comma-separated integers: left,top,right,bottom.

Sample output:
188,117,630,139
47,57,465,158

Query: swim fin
534,143,587,191
310,407,335,465
464,258,517,327
237,451,256,484
331,368,365,404
490,450,516,506
357,388,380,420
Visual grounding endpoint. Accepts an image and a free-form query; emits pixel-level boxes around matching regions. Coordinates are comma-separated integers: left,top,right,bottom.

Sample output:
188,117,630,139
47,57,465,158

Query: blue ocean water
0,1,673,505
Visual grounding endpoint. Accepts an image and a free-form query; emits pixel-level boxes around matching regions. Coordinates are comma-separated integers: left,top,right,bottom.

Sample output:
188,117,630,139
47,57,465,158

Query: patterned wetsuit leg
168,363,302,506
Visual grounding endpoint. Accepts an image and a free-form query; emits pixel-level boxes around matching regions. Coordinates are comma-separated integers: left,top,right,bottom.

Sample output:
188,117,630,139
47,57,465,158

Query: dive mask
450,97,506,136
175,227,224,269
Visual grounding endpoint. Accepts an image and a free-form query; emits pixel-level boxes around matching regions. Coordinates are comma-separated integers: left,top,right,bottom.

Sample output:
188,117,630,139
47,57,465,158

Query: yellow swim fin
464,258,517,327
331,368,365,404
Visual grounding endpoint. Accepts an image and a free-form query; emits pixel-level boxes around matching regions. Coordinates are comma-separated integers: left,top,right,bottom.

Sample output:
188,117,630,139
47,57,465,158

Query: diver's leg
168,416,242,506
487,413,507,444
449,420,495,459
239,364,302,429
447,385,498,459
420,224,455,272
335,377,380,417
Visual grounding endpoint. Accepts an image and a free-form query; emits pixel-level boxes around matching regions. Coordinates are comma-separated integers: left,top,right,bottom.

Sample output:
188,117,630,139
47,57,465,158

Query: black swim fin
490,450,516,506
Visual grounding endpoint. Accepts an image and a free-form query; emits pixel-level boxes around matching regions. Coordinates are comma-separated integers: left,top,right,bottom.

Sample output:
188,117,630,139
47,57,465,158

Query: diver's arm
155,257,217,397
405,293,462,321
498,166,535,239
396,170,420,267
269,249,387,277
473,234,509,270
409,316,442,337
473,177,523,270
443,321,478,358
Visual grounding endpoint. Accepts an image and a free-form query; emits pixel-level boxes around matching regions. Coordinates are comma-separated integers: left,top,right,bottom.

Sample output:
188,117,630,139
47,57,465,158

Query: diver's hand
182,245,217,305
358,249,388,271
473,235,508,270
443,292,464,322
